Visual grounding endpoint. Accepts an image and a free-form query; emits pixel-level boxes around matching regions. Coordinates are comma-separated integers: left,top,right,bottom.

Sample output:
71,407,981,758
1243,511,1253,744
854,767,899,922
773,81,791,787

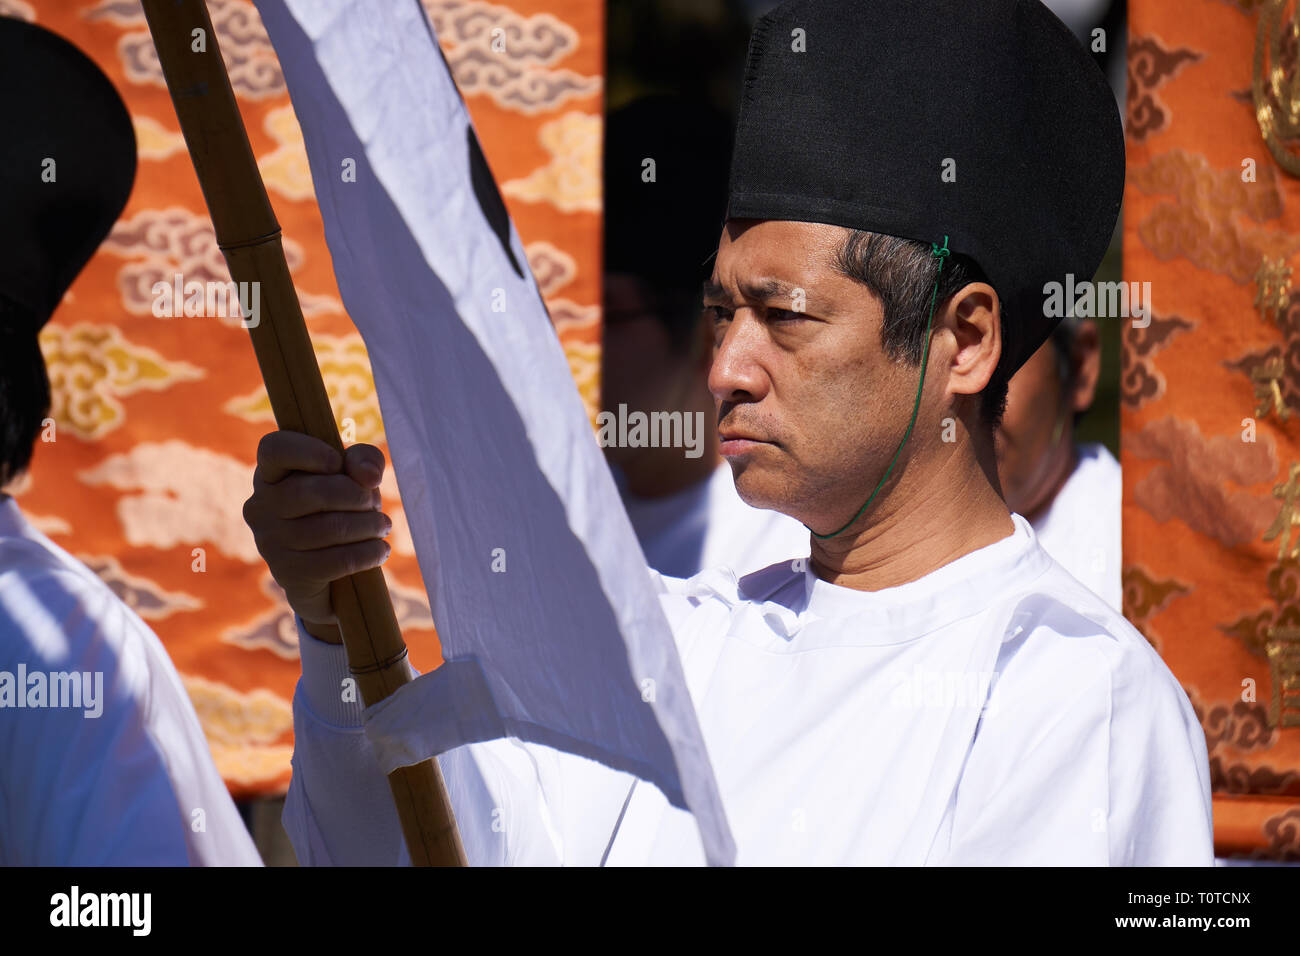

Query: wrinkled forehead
711,218,853,278
706,219,879,316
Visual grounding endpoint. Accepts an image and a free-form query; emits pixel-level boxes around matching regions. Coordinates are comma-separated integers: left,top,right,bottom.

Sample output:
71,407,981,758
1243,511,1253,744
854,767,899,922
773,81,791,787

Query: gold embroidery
1255,256,1293,320
1254,0,1300,175
1264,462,1300,558
1265,625,1300,727
1251,356,1293,419
39,323,204,440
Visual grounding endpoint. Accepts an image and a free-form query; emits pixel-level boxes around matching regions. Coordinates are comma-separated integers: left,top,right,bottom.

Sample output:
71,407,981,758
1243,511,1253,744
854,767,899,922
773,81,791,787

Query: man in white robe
0,16,260,866
998,318,1123,609
243,0,1213,865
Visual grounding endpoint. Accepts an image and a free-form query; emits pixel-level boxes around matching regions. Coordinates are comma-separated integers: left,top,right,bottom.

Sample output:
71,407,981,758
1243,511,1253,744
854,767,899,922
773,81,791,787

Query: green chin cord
806,235,950,541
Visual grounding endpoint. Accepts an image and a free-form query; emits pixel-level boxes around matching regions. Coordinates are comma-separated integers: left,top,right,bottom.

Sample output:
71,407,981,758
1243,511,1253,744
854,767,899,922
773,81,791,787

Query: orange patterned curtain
1125,0,1299,859
4,0,602,799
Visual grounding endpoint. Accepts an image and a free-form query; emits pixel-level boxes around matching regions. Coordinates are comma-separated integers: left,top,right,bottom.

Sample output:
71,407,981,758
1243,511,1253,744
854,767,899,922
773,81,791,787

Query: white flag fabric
253,0,736,864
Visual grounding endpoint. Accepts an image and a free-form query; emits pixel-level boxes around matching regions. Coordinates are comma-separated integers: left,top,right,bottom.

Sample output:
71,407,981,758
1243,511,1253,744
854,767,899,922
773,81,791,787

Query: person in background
0,16,260,865
997,315,1122,609
995,0,1125,613
602,96,808,578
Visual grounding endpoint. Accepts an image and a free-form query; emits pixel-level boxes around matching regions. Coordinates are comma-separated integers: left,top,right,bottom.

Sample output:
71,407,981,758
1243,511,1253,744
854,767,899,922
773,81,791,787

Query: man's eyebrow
701,277,800,303
702,279,726,302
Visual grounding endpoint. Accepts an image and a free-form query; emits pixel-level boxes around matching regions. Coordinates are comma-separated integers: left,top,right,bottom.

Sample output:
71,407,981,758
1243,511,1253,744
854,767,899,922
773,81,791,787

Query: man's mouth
718,429,774,456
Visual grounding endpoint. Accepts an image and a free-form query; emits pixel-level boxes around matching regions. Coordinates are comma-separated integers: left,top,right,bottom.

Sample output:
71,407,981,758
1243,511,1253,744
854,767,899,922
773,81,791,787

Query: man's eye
705,305,733,323
768,308,803,322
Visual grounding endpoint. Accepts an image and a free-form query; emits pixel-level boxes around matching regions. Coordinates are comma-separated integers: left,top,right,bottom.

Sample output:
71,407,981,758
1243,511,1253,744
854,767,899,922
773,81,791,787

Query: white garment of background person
284,514,1213,866
613,461,810,579
1028,442,1122,611
0,495,261,865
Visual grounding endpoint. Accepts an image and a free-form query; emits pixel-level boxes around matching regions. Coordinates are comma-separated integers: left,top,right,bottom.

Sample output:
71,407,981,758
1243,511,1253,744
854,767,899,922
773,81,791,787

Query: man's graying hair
833,231,1010,429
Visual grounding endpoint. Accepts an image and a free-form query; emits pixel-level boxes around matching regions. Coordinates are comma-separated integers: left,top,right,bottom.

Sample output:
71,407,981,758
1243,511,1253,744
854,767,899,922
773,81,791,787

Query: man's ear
1070,319,1101,413
942,282,1001,401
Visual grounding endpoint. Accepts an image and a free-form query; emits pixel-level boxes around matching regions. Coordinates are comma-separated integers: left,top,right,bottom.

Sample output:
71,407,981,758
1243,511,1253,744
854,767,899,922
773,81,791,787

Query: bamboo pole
140,0,466,866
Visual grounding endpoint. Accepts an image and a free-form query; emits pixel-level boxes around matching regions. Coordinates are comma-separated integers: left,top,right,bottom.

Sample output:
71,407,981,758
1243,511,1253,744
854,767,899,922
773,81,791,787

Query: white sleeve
280,624,409,865
935,627,1213,866
1100,646,1215,865
285,620,632,865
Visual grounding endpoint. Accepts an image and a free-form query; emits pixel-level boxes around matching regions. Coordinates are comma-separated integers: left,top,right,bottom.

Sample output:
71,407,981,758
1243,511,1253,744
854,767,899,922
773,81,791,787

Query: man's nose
708,313,769,404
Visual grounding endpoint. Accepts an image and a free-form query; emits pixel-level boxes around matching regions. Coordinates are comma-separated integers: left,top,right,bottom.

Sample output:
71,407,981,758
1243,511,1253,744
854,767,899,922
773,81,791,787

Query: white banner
254,0,735,865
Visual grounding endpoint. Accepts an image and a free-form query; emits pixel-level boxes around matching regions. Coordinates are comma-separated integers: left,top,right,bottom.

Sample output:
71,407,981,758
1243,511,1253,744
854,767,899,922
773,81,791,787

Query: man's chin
729,461,799,516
